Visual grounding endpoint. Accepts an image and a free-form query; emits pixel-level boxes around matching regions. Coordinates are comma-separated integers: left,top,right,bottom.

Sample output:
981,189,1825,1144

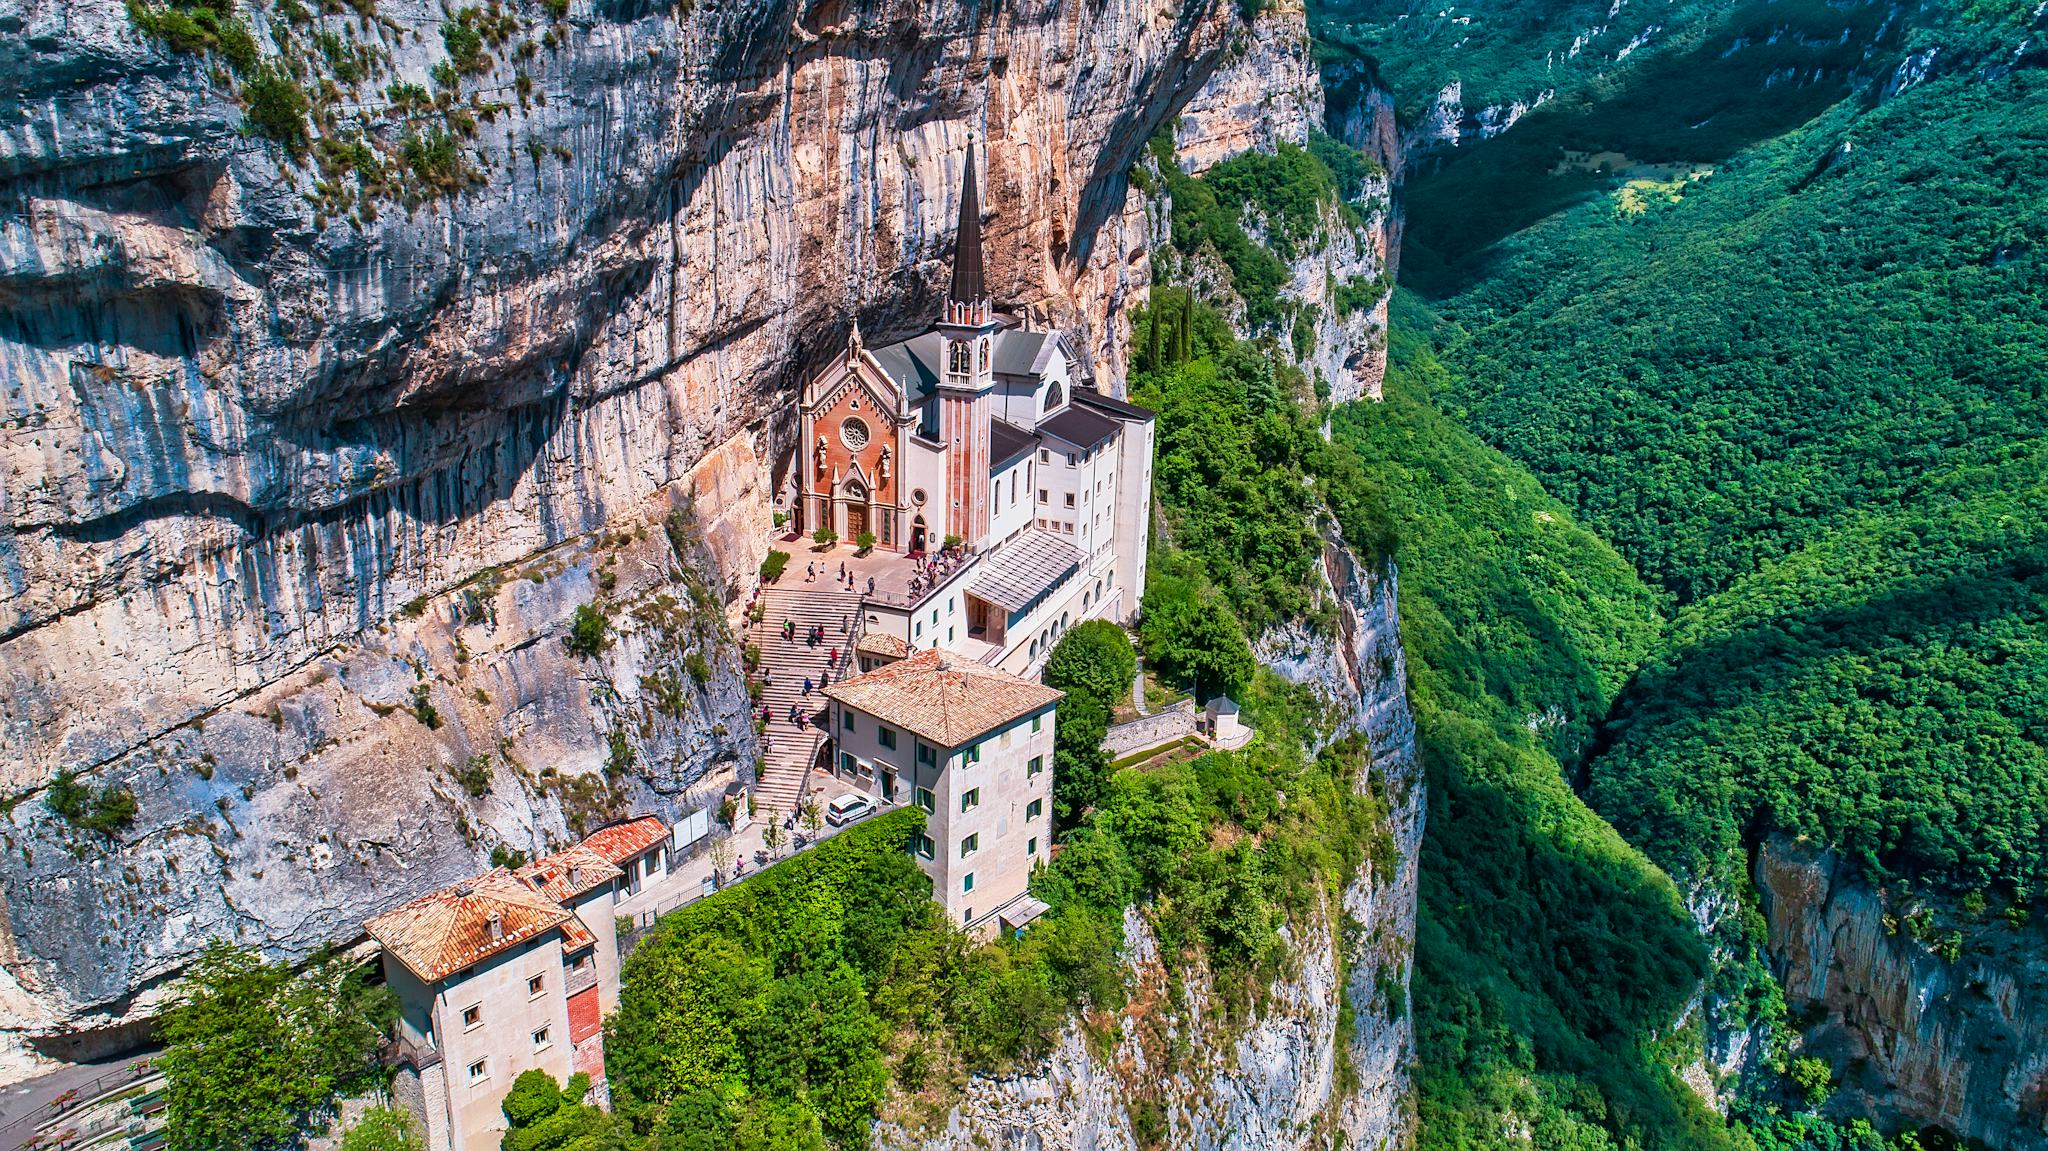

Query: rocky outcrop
1755,837,2048,1150
1161,0,1394,400
1408,80,1544,153
876,906,1344,1151
1173,0,1324,176
1261,536,1423,1151
0,0,1249,1075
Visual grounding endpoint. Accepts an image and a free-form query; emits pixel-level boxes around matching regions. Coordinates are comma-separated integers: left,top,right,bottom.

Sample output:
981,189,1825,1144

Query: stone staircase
748,577,864,815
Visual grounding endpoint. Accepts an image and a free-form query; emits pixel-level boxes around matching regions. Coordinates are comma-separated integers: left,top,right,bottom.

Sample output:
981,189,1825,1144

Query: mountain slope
1327,296,1723,1151
1315,0,2048,1142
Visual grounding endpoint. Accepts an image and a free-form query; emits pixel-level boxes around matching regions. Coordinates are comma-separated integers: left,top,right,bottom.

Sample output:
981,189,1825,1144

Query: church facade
792,143,1155,675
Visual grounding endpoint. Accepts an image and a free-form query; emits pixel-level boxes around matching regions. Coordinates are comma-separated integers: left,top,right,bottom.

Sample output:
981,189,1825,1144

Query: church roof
989,419,1036,473
824,648,1063,748
950,139,987,305
1037,405,1121,452
869,333,942,401
1076,389,1156,422
992,330,1049,376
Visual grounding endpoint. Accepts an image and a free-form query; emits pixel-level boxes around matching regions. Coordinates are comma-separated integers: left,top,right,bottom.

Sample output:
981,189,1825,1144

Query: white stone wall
834,699,1056,928
415,938,575,1151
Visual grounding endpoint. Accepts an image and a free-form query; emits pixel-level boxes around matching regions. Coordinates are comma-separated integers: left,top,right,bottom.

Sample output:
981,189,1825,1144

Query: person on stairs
803,676,814,696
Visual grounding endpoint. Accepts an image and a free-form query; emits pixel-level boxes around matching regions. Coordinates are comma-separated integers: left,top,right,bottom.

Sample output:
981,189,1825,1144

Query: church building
793,141,1155,675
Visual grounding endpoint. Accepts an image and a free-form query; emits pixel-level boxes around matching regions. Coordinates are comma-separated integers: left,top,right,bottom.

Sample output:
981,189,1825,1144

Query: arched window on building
1043,381,1064,413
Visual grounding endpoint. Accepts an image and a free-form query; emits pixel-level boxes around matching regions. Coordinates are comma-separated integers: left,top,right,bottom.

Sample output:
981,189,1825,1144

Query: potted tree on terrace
811,526,838,551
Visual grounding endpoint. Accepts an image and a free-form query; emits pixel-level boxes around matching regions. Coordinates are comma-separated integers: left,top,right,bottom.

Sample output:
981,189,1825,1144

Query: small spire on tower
948,135,987,309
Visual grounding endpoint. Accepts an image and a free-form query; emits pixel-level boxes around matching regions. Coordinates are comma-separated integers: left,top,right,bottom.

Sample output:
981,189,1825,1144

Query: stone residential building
366,870,590,1151
823,648,1062,932
580,814,672,920
366,815,669,1151
514,845,624,1075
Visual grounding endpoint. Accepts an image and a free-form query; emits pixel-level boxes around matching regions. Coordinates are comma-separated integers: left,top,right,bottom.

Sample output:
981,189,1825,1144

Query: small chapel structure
792,141,1155,674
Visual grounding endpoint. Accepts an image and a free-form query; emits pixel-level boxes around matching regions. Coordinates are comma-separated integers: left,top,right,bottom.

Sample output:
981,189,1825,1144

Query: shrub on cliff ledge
45,771,138,836
240,65,311,153
124,0,261,72
565,603,610,658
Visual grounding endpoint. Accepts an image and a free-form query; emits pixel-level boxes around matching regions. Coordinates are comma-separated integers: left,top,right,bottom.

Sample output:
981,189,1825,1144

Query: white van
826,793,876,826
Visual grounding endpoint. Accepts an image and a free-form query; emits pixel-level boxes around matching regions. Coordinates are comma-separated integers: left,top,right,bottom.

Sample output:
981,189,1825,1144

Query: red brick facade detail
810,387,895,506
573,1033,606,1082
567,984,601,1044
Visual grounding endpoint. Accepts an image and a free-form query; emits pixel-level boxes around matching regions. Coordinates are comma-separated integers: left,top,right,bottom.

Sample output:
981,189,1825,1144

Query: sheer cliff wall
1755,839,2048,1150
0,0,1245,1075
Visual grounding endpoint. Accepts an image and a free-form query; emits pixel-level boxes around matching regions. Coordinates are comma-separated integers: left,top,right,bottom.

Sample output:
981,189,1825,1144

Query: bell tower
936,136,999,547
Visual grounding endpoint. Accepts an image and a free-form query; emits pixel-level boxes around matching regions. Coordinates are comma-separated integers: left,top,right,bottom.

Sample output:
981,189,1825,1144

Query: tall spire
948,136,987,306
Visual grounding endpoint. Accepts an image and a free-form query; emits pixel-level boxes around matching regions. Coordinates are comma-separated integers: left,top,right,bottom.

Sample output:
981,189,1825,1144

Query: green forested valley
1308,0,2048,1145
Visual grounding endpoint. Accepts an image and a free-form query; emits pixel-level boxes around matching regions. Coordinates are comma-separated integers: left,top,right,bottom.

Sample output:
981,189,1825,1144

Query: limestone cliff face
0,0,1247,1075
1260,535,1423,1151
1172,0,1323,175
1754,839,2048,1150
1157,0,1393,402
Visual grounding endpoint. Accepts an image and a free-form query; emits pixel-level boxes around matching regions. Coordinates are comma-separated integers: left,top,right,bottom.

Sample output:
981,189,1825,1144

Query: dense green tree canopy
1042,621,1137,712
158,942,395,1151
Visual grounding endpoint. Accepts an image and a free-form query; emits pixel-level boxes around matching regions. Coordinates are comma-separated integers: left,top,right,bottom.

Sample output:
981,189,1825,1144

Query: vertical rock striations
1755,838,2048,1150
0,0,1247,1074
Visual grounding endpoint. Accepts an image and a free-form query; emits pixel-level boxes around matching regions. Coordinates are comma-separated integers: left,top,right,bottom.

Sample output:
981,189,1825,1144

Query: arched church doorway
843,480,868,540
910,515,927,555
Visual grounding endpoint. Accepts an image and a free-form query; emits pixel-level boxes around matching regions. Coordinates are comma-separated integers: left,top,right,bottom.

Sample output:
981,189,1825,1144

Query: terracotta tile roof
365,869,572,984
558,916,596,955
516,845,622,904
579,816,668,865
824,648,1064,747
855,632,911,659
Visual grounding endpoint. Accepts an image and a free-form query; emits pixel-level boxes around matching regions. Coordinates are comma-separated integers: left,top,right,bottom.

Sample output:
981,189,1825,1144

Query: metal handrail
4,1060,161,1138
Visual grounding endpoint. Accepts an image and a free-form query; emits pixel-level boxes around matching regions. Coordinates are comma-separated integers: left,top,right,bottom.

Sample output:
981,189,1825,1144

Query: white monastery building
824,648,1063,932
793,140,1155,677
